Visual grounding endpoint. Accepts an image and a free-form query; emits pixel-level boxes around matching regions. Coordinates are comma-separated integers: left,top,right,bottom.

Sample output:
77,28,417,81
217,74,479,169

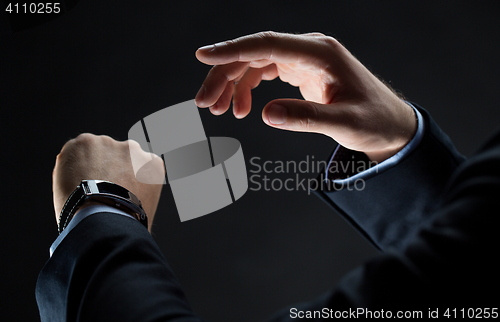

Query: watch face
82,180,144,212
84,180,126,198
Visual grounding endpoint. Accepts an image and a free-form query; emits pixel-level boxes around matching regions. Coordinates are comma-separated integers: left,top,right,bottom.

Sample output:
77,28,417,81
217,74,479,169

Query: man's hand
53,134,164,232
195,31,417,163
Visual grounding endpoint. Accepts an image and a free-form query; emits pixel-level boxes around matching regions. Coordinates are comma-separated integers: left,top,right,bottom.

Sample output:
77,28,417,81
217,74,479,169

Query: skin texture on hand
52,134,164,232
195,31,417,163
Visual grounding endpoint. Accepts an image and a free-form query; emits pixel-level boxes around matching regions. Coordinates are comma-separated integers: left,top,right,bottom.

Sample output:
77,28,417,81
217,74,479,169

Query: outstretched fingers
233,64,279,118
209,81,234,115
195,61,249,108
195,31,336,66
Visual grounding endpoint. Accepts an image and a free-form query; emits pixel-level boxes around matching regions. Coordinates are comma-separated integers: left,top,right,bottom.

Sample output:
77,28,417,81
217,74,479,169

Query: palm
275,62,333,104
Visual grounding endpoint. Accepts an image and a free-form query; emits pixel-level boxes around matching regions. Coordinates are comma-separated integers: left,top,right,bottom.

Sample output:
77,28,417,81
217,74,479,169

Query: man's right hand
195,31,417,163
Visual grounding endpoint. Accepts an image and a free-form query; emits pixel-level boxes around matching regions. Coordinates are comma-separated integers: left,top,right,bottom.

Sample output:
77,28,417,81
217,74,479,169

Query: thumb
262,99,339,136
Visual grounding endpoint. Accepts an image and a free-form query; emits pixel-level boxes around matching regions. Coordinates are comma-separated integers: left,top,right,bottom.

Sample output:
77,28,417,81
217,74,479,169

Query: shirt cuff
49,204,136,257
325,102,424,185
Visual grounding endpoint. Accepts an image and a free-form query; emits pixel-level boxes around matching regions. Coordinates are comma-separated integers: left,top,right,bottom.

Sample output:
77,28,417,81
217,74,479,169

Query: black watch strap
57,180,148,234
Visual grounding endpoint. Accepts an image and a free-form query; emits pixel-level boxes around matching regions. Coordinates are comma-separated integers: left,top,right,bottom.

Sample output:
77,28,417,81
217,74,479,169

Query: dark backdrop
1,1,499,321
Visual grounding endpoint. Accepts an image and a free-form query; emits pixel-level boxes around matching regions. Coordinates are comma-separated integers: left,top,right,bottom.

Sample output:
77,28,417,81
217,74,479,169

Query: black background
1,1,499,321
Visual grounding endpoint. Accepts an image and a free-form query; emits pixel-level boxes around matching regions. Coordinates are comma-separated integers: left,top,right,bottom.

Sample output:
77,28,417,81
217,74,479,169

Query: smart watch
57,180,148,234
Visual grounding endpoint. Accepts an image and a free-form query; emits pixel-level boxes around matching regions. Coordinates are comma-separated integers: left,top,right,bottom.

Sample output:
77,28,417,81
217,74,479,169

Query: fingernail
195,85,205,104
233,101,239,117
198,44,215,51
267,104,287,125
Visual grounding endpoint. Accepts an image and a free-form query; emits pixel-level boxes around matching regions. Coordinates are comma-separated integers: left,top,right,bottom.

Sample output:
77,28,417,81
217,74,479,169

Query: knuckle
76,133,94,140
151,153,165,168
222,39,235,47
127,139,146,153
303,102,319,130
74,133,95,145
308,32,326,37
210,65,231,82
321,36,342,49
253,31,281,61
99,135,120,146
295,102,319,131
99,134,113,141
256,31,279,42
127,139,141,149
55,151,65,161
299,117,312,131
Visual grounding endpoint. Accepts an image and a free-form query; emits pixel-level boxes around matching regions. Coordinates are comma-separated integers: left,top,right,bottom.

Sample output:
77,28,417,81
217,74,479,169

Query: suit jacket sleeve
35,212,204,322
314,104,466,251
265,107,500,319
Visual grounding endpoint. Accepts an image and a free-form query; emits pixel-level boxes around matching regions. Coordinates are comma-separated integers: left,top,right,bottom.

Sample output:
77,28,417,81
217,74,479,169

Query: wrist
57,180,149,234
366,100,418,163
365,149,401,164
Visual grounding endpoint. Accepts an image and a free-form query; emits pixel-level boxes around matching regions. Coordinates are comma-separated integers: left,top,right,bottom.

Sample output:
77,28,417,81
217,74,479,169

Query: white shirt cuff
49,204,136,257
326,102,424,185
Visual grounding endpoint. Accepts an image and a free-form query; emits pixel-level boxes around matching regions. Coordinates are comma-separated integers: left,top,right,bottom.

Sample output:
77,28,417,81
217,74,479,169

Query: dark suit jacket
36,105,500,321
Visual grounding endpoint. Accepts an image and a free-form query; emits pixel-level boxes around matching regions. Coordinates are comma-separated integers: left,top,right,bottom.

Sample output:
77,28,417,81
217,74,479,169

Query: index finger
195,31,344,68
